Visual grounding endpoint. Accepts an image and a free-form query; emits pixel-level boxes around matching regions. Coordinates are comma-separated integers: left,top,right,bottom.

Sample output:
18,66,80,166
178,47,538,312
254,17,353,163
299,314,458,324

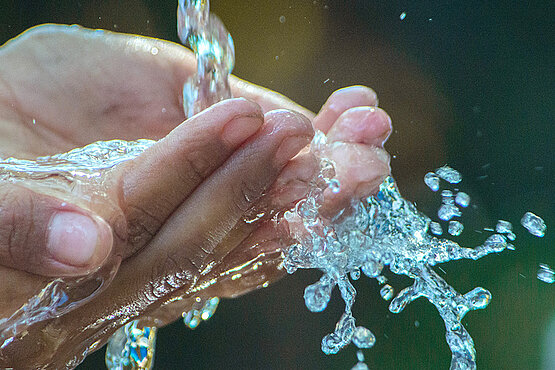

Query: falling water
0,1,549,369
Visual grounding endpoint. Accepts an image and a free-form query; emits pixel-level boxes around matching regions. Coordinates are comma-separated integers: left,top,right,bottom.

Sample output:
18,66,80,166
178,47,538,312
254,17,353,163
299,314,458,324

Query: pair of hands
0,25,392,368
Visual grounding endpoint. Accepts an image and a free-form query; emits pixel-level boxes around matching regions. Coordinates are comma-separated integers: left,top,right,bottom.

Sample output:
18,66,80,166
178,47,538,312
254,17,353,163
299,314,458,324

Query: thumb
0,183,113,277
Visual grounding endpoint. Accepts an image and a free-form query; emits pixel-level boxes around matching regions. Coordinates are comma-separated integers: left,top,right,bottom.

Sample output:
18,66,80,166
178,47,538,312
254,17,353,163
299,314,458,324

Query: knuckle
231,179,263,213
125,204,163,252
0,186,37,268
144,252,198,302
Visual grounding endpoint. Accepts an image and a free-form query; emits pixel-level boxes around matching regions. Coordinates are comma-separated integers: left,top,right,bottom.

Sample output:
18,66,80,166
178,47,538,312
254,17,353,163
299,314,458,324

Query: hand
0,25,391,368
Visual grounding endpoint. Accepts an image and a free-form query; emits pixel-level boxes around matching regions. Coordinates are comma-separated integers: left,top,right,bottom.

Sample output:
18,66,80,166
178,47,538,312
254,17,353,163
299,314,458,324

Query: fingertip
327,106,393,147
263,109,314,166
313,85,379,133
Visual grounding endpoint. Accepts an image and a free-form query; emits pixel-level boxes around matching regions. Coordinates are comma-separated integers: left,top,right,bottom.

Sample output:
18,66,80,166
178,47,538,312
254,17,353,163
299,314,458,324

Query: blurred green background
1,1,554,369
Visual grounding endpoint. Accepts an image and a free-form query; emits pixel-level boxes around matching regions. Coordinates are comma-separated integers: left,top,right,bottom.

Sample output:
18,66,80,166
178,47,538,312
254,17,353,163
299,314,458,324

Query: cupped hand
0,25,391,368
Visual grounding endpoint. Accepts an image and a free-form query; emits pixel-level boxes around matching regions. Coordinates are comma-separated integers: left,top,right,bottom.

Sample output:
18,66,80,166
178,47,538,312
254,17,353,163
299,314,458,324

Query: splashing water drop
438,204,462,221
430,221,443,235
380,284,394,301
105,321,157,370
496,220,512,234
537,264,555,284
521,212,546,237
352,326,376,349
449,220,464,236
304,276,334,312
424,172,440,191
455,191,470,208
436,165,462,184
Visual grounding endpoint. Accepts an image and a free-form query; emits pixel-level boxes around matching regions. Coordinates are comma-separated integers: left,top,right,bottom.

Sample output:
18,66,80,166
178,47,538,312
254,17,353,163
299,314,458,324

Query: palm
0,25,308,158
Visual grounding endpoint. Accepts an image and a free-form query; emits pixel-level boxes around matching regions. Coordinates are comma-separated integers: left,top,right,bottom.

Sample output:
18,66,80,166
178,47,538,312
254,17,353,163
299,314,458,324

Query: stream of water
0,1,549,369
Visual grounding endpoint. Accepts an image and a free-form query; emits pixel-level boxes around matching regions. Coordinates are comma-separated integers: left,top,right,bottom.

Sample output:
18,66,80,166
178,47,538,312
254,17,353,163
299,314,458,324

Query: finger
320,143,391,216
0,183,113,277
148,109,313,269
326,106,392,147
2,110,315,368
116,98,263,258
313,86,378,134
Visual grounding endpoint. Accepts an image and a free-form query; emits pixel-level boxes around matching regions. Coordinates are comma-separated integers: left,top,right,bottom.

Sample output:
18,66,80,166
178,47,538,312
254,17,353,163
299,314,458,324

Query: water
0,1,551,369
424,172,440,192
521,212,547,237
282,134,532,368
435,165,462,184
105,321,157,370
448,221,464,236
0,1,232,368
537,264,555,284
105,0,233,368
182,297,220,329
455,192,470,208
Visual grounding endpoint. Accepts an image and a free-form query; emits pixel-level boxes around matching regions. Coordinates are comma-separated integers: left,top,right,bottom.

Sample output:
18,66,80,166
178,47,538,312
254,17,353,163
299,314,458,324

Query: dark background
1,1,554,369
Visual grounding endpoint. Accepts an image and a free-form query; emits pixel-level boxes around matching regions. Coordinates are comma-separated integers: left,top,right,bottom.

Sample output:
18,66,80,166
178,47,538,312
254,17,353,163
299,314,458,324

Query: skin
0,25,392,368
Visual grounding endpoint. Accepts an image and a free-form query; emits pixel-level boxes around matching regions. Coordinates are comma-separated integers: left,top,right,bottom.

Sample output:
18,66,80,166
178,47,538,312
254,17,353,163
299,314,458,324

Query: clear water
0,1,550,369
521,212,547,238
282,150,513,369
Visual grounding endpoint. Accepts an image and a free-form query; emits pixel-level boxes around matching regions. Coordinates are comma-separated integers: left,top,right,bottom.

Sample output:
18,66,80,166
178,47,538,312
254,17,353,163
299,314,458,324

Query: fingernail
222,115,263,146
275,137,309,166
47,212,111,268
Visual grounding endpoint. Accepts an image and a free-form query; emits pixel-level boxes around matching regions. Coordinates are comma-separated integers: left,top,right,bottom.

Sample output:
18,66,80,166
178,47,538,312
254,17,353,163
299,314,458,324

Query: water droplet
304,278,333,312
537,264,555,284
352,326,376,348
455,192,470,207
105,320,157,369
441,190,454,205
328,178,341,193
380,284,394,300
361,260,383,278
448,221,464,236
350,268,361,281
496,220,512,234
521,212,546,237
357,350,365,362
183,297,220,329
464,287,491,310
424,172,439,191
279,15,286,23
436,165,462,184
430,221,443,235
351,362,369,370
438,204,461,221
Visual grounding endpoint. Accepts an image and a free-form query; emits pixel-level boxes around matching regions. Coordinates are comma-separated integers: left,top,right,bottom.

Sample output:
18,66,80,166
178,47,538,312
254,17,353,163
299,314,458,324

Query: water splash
183,297,220,329
105,320,157,370
0,1,233,367
282,138,515,369
538,264,555,284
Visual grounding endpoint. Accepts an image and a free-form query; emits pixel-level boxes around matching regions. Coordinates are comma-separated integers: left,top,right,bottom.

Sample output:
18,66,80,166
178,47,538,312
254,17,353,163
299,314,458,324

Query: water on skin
0,0,232,368
0,1,550,369
105,1,233,368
